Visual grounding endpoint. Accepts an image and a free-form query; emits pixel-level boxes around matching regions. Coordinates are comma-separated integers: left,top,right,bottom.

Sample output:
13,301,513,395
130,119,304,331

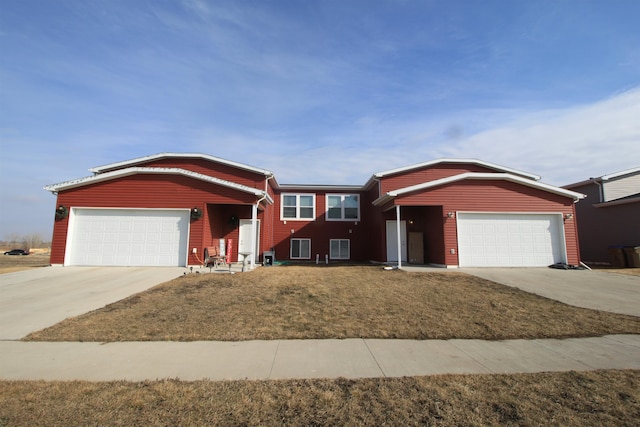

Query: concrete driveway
0,266,185,340
461,268,640,317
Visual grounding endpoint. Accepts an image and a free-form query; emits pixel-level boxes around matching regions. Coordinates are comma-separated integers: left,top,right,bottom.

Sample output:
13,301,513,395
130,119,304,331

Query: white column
250,203,258,270
396,205,402,269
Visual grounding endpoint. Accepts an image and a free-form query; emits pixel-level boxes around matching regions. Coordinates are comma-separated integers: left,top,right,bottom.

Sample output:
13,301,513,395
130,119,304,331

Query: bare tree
22,234,44,250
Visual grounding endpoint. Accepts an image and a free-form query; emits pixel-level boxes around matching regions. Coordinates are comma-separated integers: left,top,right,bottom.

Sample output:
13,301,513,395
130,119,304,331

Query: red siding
127,158,267,190
363,183,385,261
51,174,260,265
272,189,368,261
395,180,579,265
380,164,498,194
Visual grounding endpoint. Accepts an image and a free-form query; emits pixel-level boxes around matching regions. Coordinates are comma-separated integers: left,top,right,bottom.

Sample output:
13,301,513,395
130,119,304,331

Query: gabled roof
372,172,586,207
278,184,363,192
44,167,273,203
368,158,540,185
601,166,640,181
564,166,640,188
89,153,274,177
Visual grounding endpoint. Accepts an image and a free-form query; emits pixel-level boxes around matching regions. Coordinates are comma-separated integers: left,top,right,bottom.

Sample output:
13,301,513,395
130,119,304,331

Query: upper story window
326,194,360,221
281,194,315,220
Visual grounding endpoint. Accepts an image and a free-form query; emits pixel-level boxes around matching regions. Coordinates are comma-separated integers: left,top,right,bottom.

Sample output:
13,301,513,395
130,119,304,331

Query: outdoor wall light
55,205,68,220
191,207,202,220
447,212,455,218
564,213,574,220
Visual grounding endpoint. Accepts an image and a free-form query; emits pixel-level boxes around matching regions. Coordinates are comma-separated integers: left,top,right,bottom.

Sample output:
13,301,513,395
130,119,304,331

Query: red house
45,153,585,268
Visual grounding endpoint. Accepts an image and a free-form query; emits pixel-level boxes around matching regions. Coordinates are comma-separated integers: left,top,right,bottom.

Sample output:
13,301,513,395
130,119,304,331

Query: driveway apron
0,266,185,340
461,268,640,317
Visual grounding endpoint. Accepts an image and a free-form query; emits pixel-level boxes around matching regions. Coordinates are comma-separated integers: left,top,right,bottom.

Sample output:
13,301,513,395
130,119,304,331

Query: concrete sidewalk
2,335,638,381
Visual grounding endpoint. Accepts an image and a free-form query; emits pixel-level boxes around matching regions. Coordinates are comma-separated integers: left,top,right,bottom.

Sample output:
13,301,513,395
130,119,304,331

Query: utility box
263,251,274,266
608,246,627,268
624,246,640,268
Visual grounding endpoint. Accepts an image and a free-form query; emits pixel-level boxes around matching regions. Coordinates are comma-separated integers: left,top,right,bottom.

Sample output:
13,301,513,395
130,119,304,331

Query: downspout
591,178,604,203
396,205,402,269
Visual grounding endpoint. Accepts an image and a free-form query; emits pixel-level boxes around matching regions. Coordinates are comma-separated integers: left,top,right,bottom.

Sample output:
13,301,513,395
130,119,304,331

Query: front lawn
1,370,639,426
24,266,640,342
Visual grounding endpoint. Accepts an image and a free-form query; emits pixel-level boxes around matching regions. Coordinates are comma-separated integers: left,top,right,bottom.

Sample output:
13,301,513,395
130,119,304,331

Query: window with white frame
290,238,311,259
326,194,360,221
330,239,350,260
281,194,315,220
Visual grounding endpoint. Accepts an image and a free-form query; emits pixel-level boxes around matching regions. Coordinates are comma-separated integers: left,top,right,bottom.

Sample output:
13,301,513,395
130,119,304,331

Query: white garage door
67,209,190,266
457,213,565,267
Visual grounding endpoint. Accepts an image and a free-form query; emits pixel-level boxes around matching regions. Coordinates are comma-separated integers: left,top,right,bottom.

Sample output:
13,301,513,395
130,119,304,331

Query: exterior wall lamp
191,207,202,220
55,205,69,220
447,212,455,218
564,213,574,220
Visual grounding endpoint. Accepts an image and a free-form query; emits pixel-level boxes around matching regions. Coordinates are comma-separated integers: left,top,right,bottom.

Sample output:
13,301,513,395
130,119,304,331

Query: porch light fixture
55,205,68,220
447,212,455,218
191,207,202,220
564,213,574,220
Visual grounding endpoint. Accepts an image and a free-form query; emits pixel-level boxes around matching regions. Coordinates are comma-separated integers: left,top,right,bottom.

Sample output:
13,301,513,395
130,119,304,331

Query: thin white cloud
436,88,640,185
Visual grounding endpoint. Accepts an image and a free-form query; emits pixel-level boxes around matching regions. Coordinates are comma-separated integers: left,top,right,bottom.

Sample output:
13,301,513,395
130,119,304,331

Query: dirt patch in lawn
0,253,50,274
24,266,640,342
1,370,639,426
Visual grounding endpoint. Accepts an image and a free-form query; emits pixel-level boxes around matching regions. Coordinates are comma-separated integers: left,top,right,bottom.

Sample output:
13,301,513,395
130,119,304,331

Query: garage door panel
67,209,189,266
458,213,565,267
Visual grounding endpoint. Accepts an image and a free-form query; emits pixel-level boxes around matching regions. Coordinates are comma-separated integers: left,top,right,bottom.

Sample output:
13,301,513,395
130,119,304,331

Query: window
282,194,315,220
326,194,360,221
330,239,350,260
291,238,311,259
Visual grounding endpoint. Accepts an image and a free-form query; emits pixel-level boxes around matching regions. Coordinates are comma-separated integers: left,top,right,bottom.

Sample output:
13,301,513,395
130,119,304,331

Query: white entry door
386,220,407,262
238,219,260,262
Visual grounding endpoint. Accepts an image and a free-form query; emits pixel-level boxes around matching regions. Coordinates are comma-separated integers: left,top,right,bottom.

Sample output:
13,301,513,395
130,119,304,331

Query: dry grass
0,252,50,274
1,370,639,426
25,265,640,342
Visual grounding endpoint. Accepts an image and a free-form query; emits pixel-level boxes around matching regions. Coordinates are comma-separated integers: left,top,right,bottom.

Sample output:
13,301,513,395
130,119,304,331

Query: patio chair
204,246,226,270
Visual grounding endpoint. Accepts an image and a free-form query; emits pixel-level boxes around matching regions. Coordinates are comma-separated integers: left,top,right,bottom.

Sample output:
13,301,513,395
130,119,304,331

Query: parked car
3,249,29,255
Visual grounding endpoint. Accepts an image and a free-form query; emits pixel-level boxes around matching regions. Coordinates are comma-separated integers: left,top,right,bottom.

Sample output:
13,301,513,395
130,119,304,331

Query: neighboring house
564,167,640,264
45,153,585,268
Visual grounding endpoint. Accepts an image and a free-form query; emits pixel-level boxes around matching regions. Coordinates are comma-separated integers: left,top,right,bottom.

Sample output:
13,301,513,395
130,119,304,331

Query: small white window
281,194,315,220
330,239,350,260
326,194,360,221
291,238,311,259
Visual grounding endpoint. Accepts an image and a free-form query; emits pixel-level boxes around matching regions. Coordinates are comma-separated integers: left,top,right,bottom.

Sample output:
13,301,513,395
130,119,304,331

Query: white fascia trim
88,153,274,177
601,166,640,181
44,167,271,200
372,172,586,206
565,166,640,188
373,158,541,181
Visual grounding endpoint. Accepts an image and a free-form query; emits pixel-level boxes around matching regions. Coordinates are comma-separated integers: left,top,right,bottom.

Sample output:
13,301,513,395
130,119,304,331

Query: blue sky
1,0,639,239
